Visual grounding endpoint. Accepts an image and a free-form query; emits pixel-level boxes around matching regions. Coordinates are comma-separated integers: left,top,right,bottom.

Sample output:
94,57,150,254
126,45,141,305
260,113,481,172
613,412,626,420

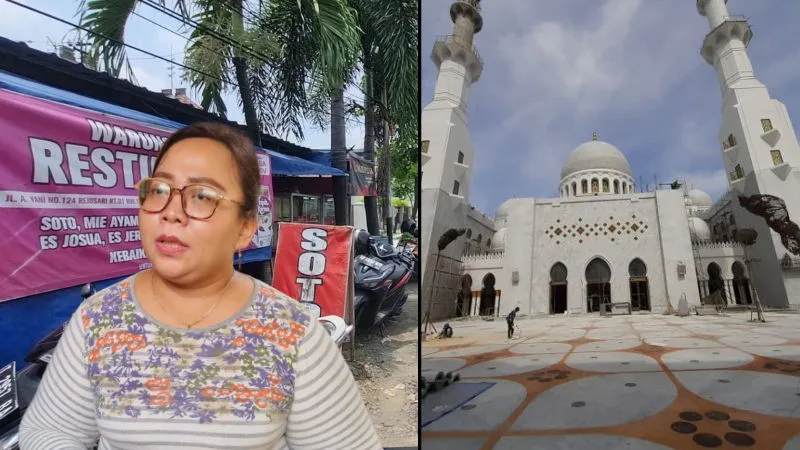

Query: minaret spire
431,1,484,84
697,0,758,90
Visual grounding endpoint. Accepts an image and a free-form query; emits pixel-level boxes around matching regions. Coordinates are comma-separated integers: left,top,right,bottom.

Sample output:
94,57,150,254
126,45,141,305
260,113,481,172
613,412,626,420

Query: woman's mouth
155,234,189,256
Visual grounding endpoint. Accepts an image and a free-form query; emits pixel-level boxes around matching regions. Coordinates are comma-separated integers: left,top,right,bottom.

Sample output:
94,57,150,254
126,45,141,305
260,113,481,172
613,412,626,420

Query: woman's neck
153,268,237,303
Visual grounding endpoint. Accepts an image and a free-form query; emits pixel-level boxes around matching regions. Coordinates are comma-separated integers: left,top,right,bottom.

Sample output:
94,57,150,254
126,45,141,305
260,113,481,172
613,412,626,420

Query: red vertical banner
272,223,354,320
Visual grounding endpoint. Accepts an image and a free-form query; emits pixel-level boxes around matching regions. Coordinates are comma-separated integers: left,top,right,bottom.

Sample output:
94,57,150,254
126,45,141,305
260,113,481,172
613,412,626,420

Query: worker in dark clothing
507,306,520,339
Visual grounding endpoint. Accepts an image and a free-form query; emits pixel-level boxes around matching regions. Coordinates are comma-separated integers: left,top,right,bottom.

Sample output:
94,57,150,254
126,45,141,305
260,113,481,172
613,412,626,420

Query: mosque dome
491,228,506,250
688,217,711,242
686,189,713,208
494,200,513,227
560,137,633,180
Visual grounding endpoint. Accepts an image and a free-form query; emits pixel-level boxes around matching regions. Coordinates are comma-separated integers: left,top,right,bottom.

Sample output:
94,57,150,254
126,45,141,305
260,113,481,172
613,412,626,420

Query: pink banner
0,89,273,302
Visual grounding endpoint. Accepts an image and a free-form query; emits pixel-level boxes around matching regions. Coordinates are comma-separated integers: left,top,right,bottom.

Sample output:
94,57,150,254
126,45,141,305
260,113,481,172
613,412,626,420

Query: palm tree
76,0,361,143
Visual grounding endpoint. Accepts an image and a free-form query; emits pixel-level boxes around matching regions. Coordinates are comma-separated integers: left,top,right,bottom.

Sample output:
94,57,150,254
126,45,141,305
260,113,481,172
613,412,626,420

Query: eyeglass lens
138,179,220,219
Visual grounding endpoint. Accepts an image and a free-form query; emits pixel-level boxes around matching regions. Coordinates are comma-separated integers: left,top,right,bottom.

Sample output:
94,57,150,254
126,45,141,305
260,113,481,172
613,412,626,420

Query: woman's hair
154,122,260,219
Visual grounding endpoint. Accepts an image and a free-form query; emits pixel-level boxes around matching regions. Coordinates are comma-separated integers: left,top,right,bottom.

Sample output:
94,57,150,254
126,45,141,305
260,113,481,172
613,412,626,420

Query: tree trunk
231,2,261,146
330,86,349,225
380,91,393,244
412,170,419,221
362,64,380,235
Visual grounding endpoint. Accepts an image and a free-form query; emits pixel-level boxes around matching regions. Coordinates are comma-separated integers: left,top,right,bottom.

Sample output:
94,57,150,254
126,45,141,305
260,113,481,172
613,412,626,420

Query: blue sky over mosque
422,0,800,217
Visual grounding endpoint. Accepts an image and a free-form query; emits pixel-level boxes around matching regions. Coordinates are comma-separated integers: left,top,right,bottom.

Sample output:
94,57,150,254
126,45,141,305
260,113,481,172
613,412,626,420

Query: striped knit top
19,274,382,449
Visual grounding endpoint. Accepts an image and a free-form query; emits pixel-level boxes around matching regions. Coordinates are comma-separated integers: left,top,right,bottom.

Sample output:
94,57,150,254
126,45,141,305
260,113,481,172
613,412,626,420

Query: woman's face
138,137,256,284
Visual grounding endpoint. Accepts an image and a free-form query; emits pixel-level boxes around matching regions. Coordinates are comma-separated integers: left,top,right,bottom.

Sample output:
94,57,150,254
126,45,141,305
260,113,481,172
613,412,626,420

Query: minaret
698,0,800,308
420,1,483,320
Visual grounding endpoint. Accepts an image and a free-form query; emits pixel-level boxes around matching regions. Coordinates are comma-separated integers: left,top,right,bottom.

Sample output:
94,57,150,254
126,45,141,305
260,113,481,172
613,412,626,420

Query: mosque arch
549,262,568,314
591,177,599,194
706,262,726,302
585,257,611,312
614,179,620,194
602,178,610,193
581,179,588,194
479,273,497,316
628,258,650,311
456,274,473,317
476,233,482,244
466,228,472,239
572,181,577,196
731,261,752,305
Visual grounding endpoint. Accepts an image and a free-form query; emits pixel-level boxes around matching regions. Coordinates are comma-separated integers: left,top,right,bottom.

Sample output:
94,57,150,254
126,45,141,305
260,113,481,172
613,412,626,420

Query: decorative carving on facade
544,216,649,242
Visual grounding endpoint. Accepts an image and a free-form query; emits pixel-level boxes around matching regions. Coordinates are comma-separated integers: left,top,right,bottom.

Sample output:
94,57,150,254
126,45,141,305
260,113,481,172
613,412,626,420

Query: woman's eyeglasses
134,178,243,220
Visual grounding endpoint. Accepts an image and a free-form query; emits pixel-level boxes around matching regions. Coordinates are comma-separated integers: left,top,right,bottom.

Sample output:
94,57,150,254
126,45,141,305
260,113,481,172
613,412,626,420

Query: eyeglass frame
134,177,245,220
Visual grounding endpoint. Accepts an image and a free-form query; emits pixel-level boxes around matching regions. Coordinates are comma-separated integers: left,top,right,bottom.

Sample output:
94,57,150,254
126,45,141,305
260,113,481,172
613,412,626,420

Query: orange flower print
254,398,270,409
259,286,278,297
232,337,246,348
201,387,216,398
120,280,130,290
81,314,91,329
145,378,171,391
150,391,173,407
88,348,100,362
277,339,289,349
267,373,282,385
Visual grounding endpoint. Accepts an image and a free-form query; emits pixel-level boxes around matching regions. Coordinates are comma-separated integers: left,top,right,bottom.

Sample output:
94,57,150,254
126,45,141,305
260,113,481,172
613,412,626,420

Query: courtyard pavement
421,312,800,449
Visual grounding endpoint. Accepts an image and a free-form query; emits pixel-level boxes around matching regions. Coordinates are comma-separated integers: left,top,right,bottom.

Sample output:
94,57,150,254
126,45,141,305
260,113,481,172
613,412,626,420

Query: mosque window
602,179,610,192
453,180,460,195
487,239,491,247
457,151,465,164
731,164,744,180
466,228,472,238
581,179,588,193
572,182,577,196
771,150,784,166
477,233,482,243
591,179,599,193
724,134,737,149
614,180,620,194
761,118,773,133
421,140,430,153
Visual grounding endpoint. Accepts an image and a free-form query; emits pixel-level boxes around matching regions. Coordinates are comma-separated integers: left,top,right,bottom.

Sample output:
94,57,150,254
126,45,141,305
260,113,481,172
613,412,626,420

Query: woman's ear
235,214,258,250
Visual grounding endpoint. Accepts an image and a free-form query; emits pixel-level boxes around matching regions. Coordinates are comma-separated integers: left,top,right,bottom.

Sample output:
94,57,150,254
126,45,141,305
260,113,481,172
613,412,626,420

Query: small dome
491,228,506,250
688,217,711,242
686,189,713,208
561,139,633,179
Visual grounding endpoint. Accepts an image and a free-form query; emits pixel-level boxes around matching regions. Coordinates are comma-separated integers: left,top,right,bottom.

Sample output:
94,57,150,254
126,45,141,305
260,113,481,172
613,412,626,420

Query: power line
3,0,363,128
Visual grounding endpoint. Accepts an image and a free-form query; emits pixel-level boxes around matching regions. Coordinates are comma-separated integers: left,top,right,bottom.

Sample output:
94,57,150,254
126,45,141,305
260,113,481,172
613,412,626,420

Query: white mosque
420,0,800,320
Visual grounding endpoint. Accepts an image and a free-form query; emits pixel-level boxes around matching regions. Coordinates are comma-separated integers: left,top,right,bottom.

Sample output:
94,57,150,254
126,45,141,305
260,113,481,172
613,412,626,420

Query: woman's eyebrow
152,171,227,191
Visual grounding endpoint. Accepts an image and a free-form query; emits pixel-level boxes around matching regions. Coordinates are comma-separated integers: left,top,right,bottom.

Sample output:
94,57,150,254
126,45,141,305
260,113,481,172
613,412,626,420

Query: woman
20,122,382,449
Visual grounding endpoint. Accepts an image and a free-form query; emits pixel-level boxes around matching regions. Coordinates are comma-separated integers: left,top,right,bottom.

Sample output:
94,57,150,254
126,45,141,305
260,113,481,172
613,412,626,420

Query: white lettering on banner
110,215,138,228
39,235,57,250
87,119,167,152
83,216,108,229
40,216,80,231
61,233,105,248
30,138,158,189
295,228,329,303
110,248,146,263
0,191,139,210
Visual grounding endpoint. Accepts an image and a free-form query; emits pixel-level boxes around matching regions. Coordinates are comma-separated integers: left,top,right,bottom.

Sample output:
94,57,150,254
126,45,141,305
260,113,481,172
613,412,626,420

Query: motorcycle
0,284,354,450
353,230,414,333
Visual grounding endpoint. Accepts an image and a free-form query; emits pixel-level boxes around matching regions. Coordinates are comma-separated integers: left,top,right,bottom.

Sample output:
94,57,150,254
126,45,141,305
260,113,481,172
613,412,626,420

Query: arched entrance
731,262,752,305
628,258,650,311
585,258,611,312
707,262,726,301
479,273,496,316
550,262,568,314
456,274,473,317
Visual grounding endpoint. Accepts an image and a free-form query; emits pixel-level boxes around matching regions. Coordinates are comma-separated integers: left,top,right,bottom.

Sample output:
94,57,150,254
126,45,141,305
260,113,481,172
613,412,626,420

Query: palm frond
78,0,138,77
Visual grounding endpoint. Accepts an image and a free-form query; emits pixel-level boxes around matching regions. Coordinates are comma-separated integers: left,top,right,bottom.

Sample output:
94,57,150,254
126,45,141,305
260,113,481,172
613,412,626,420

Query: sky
422,0,800,218
0,0,365,150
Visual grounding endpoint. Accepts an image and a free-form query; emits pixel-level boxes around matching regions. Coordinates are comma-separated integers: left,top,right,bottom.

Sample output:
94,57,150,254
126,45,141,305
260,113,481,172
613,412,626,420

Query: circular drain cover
571,401,586,408
693,433,723,447
679,411,703,422
706,410,730,421
671,421,698,434
625,382,637,387
724,432,755,447
728,420,756,432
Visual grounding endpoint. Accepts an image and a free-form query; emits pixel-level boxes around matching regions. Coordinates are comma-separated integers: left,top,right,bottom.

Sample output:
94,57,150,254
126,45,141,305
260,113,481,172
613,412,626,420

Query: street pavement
421,312,800,449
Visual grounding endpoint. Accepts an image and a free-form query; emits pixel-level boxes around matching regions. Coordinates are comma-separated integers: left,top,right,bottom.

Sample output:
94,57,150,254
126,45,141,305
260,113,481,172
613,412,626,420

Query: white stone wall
695,242,746,279
654,190,702,309
464,208,496,254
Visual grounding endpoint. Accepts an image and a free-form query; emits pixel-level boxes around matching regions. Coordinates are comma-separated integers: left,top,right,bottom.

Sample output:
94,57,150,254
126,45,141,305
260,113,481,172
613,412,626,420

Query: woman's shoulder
78,276,136,313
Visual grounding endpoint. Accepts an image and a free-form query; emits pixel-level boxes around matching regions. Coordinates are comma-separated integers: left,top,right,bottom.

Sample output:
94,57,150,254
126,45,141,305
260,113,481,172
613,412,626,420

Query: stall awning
0,70,347,177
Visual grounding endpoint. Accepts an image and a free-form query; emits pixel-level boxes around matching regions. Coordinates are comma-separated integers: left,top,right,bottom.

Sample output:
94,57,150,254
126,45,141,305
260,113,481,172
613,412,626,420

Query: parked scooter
353,229,414,332
0,283,355,450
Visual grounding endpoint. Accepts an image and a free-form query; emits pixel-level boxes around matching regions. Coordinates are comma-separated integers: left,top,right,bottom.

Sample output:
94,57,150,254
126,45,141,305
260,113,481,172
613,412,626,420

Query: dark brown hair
154,122,260,219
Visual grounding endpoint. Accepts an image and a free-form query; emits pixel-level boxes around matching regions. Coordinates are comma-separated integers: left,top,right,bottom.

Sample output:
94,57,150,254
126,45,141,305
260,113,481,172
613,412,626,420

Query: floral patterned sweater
19,274,382,449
